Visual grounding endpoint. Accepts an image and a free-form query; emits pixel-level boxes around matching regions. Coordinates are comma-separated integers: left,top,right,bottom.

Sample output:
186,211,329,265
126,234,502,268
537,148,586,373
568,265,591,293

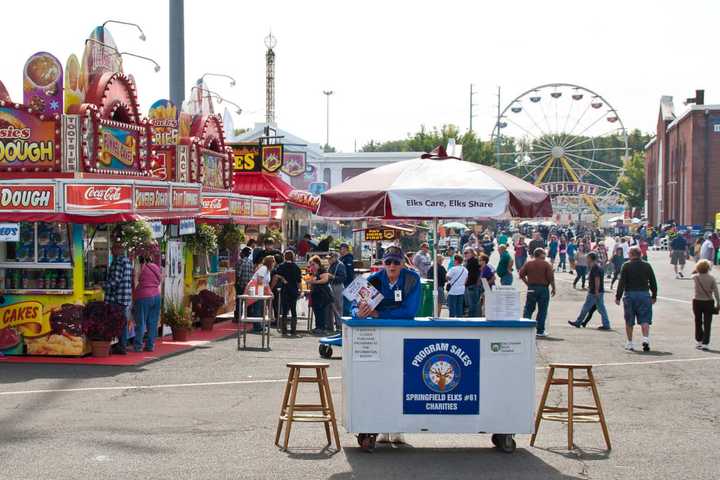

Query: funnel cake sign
0,184,56,212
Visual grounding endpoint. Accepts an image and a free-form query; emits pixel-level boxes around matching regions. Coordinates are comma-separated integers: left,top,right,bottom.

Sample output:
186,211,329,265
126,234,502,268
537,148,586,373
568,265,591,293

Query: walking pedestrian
105,241,133,355
558,238,567,272
519,248,556,337
693,238,703,262
700,233,715,263
692,259,718,350
445,254,468,318
528,231,546,255
615,246,658,352
595,240,608,276
569,252,610,330
132,255,163,352
573,240,589,289
428,254,447,317
412,242,433,278
567,238,577,274
514,235,528,270
638,237,649,261
548,235,558,267
327,252,347,332
463,248,481,317
609,244,625,290
274,251,302,335
307,255,333,333
496,244,514,285
478,253,497,315
670,233,689,278
481,235,494,257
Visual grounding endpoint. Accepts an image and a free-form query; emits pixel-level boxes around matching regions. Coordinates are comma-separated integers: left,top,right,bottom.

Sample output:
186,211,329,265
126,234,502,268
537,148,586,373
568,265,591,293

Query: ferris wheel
491,83,628,219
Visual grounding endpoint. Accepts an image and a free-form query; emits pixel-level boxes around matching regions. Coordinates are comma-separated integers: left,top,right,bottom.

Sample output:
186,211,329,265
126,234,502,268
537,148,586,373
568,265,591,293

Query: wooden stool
275,362,341,451
530,363,611,450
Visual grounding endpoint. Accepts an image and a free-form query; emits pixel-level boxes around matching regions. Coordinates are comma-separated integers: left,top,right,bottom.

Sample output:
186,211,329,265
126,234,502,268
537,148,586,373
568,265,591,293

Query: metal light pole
85,39,161,72
169,0,185,109
323,90,333,149
101,20,147,41
469,83,477,132
495,86,501,168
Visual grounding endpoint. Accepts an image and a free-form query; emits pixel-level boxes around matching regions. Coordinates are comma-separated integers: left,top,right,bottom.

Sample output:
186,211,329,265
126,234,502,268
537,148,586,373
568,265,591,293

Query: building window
323,168,332,188
713,124,720,133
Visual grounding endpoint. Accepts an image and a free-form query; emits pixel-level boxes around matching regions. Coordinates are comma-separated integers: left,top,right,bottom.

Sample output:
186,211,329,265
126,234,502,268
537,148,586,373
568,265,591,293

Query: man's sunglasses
384,259,402,266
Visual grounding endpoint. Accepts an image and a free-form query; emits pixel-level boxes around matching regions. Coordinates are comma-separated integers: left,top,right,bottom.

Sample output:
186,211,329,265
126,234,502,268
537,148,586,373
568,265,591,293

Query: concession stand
317,150,552,452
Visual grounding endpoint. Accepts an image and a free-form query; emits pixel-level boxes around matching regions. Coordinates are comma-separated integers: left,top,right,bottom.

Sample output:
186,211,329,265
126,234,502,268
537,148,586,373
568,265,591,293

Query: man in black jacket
615,246,658,352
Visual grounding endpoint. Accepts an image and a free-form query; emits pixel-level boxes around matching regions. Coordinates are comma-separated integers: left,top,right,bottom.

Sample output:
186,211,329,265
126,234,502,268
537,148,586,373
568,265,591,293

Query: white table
237,294,274,350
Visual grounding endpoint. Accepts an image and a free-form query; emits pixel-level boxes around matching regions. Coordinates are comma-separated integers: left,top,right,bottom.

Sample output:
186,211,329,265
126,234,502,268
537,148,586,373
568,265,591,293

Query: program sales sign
388,190,507,218
403,339,480,415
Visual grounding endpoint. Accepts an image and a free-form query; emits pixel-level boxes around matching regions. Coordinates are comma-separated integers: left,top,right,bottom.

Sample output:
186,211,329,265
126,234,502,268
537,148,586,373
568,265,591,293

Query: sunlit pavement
1,250,718,480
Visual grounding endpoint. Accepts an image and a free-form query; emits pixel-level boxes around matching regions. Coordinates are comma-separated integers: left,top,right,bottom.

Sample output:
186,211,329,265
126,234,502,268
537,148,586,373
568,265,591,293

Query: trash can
418,279,434,317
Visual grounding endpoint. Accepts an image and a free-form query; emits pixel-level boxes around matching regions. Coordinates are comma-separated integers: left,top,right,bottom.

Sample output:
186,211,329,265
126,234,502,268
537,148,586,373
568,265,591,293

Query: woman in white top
692,259,720,350
445,254,468,317
252,255,276,292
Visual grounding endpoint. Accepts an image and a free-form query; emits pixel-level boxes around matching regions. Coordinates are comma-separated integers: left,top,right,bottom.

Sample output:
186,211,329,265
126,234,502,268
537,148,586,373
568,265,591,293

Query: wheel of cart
356,433,377,452
318,333,342,359
491,433,516,453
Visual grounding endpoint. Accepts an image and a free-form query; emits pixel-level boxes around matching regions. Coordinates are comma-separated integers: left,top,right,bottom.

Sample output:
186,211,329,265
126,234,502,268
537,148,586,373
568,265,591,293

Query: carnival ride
492,83,628,221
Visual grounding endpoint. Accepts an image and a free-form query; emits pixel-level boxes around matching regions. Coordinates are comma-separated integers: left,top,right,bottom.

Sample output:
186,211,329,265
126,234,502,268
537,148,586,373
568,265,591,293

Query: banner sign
0,107,59,171
200,150,227,189
539,182,599,196
179,218,196,235
61,115,80,171
0,301,51,339
251,198,271,218
134,185,170,211
282,151,306,177
241,197,252,217
0,223,20,242
403,338,480,415
364,228,398,242
201,195,230,217
23,52,63,116
261,144,283,173
148,99,178,146
229,197,244,217
171,186,201,211
288,190,320,212
98,125,138,171
387,189,507,218
231,144,261,172
64,183,133,212
0,184,56,212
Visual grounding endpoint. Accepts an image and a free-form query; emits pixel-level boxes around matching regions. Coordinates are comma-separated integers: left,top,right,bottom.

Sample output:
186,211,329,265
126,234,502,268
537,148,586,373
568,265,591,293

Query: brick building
645,92,720,227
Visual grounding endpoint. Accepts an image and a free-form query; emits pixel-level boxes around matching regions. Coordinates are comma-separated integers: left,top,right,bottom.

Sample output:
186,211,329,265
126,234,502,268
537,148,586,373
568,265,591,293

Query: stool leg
321,368,342,450
242,300,247,349
530,366,554,446
316,368,331,445
283,367,301,450
275,368,295,446
567,368,574,450
587,368,612,450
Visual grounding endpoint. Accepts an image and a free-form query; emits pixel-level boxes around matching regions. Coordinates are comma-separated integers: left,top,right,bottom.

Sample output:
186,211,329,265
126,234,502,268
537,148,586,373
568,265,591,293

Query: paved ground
1,250,719,479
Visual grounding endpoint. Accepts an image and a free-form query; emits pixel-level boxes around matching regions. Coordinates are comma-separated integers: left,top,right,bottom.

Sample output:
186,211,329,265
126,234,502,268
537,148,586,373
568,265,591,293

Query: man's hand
357,302,373,318
550,286,556,297
615,298,620,306
651,297,657,305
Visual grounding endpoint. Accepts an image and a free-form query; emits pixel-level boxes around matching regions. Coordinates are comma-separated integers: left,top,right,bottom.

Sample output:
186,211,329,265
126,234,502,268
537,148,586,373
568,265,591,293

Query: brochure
343,276,384,310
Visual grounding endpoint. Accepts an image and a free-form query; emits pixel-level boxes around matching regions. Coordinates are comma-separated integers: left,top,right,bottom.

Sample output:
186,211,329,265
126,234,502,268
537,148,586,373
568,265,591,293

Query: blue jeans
500,273,513,286
574,265,588,287
515,256,526,270
623,291,653,326
447,294,464,317
523,284,550,333
134,295,161,350
464,285,481,317
575,292,610,328
558,253,567,271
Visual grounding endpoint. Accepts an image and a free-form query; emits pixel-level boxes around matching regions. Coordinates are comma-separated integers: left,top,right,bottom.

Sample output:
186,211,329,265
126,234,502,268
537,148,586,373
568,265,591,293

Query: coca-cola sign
0,184,56,212
64,183,133,212
201,195,229,217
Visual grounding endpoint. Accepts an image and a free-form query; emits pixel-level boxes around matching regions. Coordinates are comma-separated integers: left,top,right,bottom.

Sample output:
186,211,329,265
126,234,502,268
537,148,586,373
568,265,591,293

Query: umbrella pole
433,217,438,318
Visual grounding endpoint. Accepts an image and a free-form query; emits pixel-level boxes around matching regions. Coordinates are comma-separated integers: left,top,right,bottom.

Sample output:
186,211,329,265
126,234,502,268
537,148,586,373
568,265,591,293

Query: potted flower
189,289,225,331
186,224,218,274
163,301,192,341
82,301,125,357
218,223,244,263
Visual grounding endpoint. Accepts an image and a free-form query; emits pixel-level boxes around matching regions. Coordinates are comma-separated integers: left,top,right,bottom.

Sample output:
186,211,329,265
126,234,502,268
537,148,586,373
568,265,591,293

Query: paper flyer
343,276,384,310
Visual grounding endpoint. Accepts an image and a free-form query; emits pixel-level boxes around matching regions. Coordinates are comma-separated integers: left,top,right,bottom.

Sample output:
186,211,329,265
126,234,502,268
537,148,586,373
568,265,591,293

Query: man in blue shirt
670,234,688,278
353,246,421,319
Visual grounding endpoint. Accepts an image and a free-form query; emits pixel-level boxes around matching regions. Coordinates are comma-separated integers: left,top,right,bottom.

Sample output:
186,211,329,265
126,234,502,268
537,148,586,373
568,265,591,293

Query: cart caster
357,433,376,452
319,344,333,359
493,434,516,453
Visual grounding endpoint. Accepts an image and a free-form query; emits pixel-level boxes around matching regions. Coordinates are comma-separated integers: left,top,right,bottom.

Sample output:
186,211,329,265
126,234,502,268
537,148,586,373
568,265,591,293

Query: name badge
394,289,403,302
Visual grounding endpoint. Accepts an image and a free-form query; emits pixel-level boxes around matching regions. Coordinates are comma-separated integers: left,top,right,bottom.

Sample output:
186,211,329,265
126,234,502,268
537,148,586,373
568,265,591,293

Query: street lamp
197,73,236,87
85,39,161,72
101,20,147,41
323,90,333,149
190,86,242,114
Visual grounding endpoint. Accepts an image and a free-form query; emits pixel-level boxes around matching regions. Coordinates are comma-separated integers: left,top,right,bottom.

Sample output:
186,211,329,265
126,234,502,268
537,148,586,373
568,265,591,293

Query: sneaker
536,331,548,338
679,272,684,278
642,341,650,352
675,273,680,279
568,321,580,328
597,326,611,331
702,344,710,351
696,342,703,350
624,341,634,351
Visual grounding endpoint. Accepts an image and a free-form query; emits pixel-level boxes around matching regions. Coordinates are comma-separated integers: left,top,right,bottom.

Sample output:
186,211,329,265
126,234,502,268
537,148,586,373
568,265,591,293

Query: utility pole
469,83,477,132
323,90,333,150
495,86,502,168
169,0,185,109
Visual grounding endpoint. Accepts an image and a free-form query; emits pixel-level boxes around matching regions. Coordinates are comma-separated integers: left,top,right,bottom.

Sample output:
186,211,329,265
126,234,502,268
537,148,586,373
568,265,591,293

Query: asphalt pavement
1,249,719,480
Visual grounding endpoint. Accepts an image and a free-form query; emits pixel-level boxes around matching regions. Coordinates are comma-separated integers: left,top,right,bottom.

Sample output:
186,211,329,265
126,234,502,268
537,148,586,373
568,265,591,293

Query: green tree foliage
618,151,646,209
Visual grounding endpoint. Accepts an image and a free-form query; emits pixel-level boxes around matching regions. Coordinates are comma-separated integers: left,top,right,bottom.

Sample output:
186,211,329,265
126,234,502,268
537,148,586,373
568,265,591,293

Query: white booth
342,318,536,452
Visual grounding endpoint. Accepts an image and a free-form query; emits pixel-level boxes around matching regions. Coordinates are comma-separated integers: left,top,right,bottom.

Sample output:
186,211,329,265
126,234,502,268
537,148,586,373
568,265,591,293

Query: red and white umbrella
317,151,551,219
316,148,552,316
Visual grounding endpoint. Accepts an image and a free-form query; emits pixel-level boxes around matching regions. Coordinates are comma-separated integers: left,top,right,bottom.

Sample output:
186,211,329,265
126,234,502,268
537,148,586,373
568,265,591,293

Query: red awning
233,172,315,211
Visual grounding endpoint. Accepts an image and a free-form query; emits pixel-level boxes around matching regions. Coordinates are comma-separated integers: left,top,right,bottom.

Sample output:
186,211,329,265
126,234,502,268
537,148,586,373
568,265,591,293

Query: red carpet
0,320,245,366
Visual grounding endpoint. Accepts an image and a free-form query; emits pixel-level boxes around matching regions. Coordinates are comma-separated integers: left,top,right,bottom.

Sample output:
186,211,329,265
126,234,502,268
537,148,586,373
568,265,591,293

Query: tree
618,152,645,209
